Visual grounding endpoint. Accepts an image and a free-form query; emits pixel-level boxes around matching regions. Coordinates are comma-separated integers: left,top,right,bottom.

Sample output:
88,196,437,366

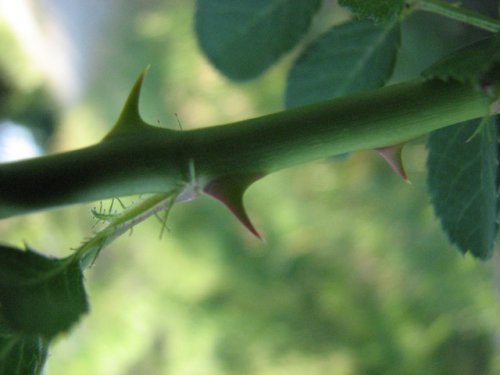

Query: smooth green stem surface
0,79,493,219
417,0,500,32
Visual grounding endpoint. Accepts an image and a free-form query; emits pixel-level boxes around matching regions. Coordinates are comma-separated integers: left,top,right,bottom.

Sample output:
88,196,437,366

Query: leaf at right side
285,19,400,108
195,0,321,80
427,118,498,259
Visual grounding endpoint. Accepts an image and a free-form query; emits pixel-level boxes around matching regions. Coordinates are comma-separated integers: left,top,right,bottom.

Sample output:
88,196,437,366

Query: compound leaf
427,118,498,259
339,0,404,23
195,0,321,80
285,19,400,108
0,245,88,338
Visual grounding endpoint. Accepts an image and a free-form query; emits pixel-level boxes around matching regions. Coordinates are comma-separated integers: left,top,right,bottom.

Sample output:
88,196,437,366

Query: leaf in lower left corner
0,245,89,338
0,322,48,375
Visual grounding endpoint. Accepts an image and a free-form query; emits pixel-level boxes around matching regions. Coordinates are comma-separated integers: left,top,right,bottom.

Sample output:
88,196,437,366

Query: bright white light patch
0,120,43,162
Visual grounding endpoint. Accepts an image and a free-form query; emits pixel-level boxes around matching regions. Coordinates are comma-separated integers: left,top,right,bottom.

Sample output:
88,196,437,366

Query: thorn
374,143,410,183
116,68,147,123
203,173,265,239
103,67,151,140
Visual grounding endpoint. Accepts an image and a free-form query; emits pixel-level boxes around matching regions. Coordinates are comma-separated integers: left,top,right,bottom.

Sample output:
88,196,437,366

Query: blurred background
0,0,499,374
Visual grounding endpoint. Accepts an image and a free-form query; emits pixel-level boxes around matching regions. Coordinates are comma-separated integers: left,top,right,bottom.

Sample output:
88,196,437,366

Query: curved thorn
203,173,265,238
374,143,410,183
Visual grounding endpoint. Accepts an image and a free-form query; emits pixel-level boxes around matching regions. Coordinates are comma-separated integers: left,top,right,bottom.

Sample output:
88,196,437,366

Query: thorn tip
203,173,265,239
374,143,409,183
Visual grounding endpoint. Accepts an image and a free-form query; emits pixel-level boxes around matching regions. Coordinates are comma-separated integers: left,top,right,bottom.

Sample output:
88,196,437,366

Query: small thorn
203,173,265,239
374,144,410,183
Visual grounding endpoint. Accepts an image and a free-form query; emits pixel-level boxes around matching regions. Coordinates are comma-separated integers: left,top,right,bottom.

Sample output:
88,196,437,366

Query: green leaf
195,0,321,80
285,20,400,108
0,321,48,375
427,118,498,259
0,245,88,338
423,34,500,91
338,0,404,23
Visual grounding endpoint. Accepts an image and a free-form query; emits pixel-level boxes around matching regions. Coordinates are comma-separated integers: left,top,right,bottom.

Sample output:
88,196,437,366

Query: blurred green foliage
0,1,498,374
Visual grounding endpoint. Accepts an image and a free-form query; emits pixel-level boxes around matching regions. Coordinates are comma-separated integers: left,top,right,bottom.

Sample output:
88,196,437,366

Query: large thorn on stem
203,173,265,238
374,143,409,182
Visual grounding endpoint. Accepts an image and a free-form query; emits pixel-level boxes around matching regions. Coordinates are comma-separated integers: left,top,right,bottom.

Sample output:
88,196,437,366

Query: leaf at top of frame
195,0,322,81
285,19,400,108
339,0,405,23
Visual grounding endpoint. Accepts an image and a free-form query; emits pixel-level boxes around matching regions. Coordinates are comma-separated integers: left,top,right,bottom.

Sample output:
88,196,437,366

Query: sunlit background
0,0,499,374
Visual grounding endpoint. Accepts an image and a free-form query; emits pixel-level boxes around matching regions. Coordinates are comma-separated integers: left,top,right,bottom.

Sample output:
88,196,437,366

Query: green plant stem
0,79,494,219
76,192,177,268
416,0,500,33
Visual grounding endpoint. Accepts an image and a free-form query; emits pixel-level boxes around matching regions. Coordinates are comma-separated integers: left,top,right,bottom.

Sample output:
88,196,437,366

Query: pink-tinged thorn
203,173,265,239
374,144,410,183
